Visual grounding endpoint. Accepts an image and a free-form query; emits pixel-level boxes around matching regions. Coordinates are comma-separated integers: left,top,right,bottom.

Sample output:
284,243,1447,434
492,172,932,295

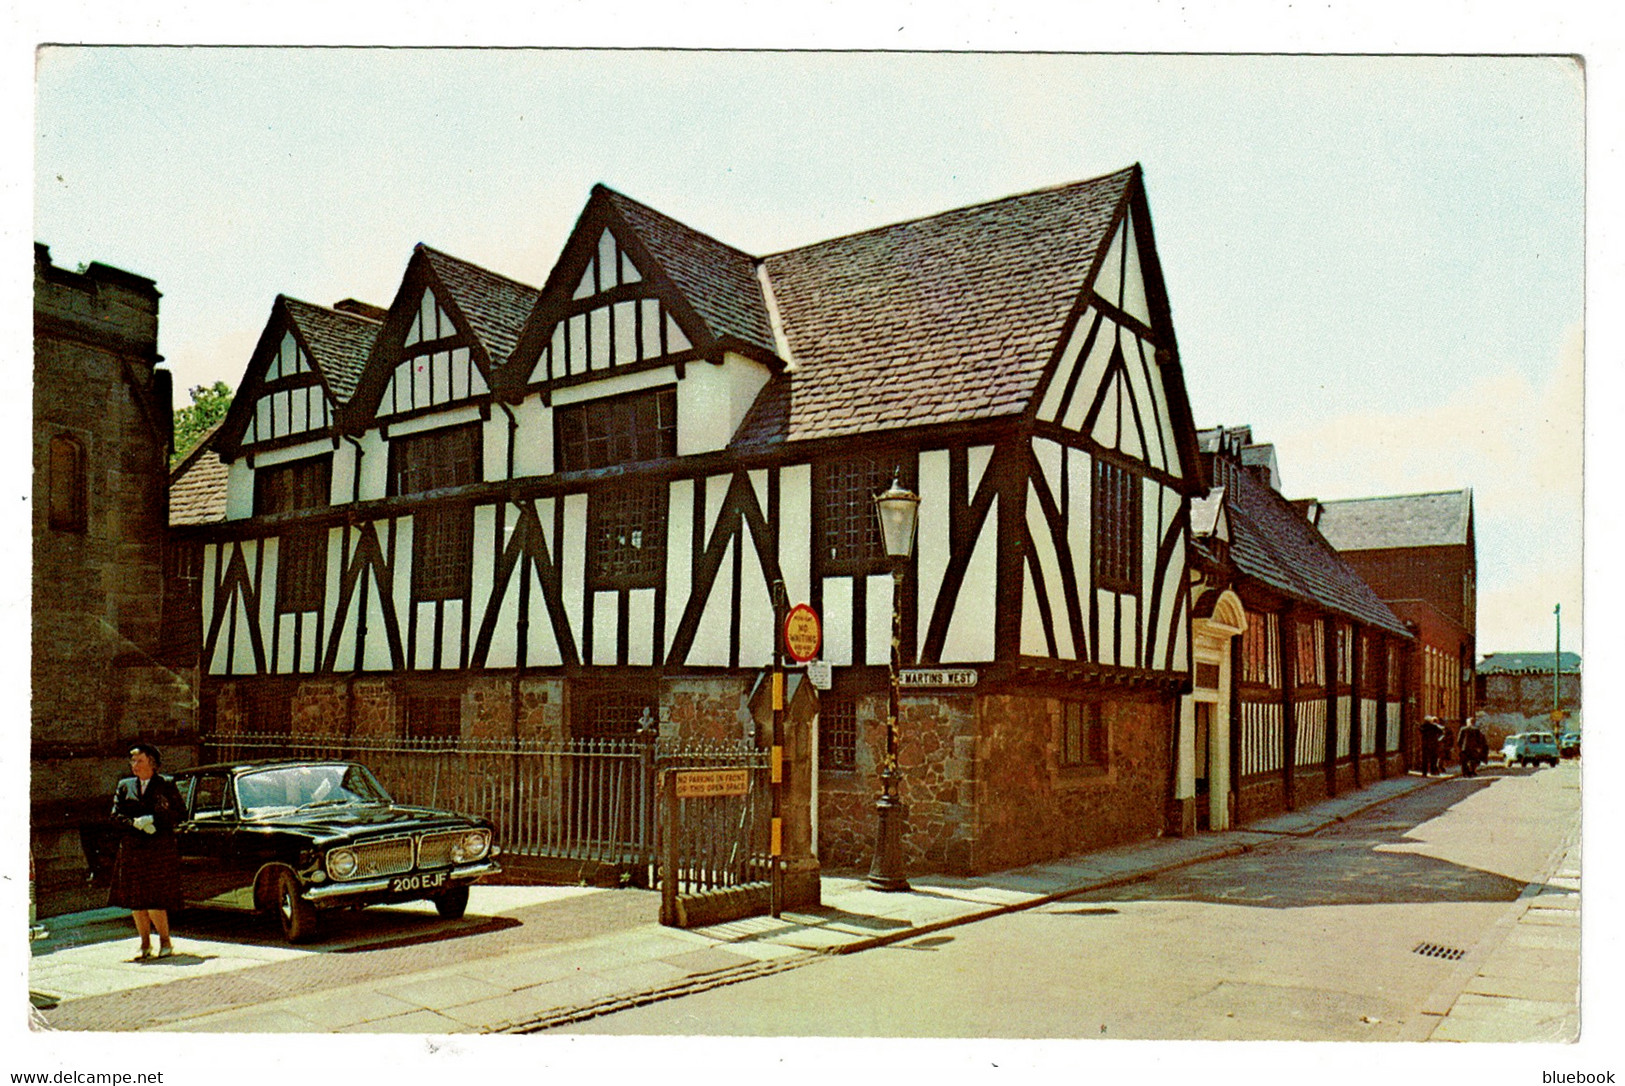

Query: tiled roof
281,296,378,404
1211,458,1410,636
1479,652,1581,674
169,423,228,525
600,189,776,355
1315,490,1473,551
734,167,1136,446
419,245,541,366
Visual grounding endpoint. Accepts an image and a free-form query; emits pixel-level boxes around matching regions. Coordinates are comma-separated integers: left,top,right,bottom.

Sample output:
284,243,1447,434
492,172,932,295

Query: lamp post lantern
868,475,919,892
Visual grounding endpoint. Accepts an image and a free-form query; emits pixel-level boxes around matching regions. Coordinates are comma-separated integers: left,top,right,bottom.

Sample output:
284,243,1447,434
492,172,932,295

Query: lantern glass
873,479,920,561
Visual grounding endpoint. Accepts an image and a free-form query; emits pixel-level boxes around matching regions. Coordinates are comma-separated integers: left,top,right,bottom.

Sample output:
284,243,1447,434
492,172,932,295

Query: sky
5,4,1621,1081
28,49,1584,656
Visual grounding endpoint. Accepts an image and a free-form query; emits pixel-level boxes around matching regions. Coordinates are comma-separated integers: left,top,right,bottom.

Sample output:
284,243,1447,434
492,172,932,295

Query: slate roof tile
1211,457,1410,636
600,189,776,354
281,296,379,404
1315,490,1473,551
169,423,228,526
1479,652,1581,674
419,245,542,367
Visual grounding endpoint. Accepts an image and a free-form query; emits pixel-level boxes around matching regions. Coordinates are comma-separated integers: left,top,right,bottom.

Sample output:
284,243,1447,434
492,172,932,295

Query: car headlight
451,830,489,863
327,848,358,880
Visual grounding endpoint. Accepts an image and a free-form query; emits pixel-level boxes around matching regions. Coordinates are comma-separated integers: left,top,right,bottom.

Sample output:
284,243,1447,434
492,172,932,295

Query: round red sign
783,603,822,663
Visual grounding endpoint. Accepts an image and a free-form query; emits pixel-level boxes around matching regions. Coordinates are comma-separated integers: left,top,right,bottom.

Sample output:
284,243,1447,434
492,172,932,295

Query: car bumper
302,859,501,904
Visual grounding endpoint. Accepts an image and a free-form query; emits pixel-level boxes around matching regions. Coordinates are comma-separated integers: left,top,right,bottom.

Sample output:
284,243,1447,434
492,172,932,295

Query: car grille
417,830,473,869
350,836,414,878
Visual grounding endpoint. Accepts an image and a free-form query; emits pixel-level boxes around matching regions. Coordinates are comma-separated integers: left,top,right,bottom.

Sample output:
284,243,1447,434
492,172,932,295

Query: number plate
388,870,448,894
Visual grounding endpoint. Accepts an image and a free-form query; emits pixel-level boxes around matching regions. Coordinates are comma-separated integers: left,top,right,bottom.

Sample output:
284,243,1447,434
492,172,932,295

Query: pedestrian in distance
1419,716,1444,776
107,743,186,960
1458,717,1489,777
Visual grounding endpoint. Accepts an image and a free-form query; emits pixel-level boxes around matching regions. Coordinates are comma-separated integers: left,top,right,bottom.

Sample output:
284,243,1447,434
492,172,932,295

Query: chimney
333,298,388,321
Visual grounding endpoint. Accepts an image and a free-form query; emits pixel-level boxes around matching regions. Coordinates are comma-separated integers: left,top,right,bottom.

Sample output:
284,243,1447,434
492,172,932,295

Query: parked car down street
1501,732,1560,768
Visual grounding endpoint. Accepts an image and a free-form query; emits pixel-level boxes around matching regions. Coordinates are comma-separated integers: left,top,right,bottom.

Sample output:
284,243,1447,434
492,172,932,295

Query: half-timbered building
1180,427,1414,830
173,165,1209,876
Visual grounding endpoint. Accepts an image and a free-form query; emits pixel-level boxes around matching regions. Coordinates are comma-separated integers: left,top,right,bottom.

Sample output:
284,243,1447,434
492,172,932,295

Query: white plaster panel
967,445,993,500
614,301,638,366
562,494,586,647
821,576,853,667
628,587,657,667
527,562,563,667
1026,481,1074,659
590,307,611,370
738,523,773,667
1064,318,1119,433
677,357,771,455
591,590,618,666
486,562,518,670
299,613,319,673
704,474,730,544
1118,335,1158,469
690,538,734,667
481,415,508,484
440,599,464,669
941,495,997,663
916,450,949,643
1120,593,1139,669
1092,373,1121,451
1095,221,1124,308
665,480,693,658
230,595,257,675
276,613,296,673
778,464,812,609
201,545,219,651
508,396,551,478
1068,451,1092,661
256,538,278,660
413,601,435,670
667,314,691,352
1096,588,1118,668
865,573,892,667
472,503,498,642
355,431,389,503
1021,565,1046,657
1122,211,1152,327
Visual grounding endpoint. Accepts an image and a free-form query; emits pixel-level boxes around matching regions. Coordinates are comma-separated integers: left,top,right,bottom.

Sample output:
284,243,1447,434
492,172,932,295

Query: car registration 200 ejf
390,870,449,893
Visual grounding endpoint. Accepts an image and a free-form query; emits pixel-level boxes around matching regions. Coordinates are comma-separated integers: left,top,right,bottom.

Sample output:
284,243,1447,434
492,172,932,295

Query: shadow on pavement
1064,779,1531,910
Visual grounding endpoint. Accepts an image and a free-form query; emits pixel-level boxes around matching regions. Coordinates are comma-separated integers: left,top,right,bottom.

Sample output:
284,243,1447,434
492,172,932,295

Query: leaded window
819,697,858,773
277,528,328,612
1060,701,1108,768
588,482,667,587
556,387,676,472
817,457,894,570
574,686,658,739
404,694,462,741
389,423,482,497
411,506,473,601
255,455,332,515
1092,458,1142,593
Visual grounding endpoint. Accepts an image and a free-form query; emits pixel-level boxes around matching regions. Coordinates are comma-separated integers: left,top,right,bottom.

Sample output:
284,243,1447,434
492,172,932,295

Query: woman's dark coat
107,774,186,912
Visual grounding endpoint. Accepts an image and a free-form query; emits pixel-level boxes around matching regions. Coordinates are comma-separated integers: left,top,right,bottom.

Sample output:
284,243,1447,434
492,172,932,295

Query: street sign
806,659,832,690
673,768,750,798
784,603,822,663
899,668,979,688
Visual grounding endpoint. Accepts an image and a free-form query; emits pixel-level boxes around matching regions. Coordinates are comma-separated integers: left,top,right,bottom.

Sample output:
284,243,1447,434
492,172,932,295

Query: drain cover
1413,942,1466,961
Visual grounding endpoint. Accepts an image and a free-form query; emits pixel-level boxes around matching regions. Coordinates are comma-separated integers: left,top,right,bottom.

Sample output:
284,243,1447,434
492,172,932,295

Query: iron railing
200,731,767,882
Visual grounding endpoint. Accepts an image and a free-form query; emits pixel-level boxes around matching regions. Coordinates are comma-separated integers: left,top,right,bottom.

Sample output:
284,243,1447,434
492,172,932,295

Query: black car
164,759,500,942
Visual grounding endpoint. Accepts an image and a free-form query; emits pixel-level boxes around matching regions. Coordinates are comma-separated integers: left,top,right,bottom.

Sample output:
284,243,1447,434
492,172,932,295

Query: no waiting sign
784,603,822,662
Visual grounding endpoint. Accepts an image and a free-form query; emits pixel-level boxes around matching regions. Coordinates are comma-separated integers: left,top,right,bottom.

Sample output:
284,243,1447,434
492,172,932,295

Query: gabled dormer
216,296,379,462
345,244,541,429
505,186,782,459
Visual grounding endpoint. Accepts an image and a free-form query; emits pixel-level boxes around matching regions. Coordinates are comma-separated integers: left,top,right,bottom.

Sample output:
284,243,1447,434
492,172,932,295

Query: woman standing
109,743,186,959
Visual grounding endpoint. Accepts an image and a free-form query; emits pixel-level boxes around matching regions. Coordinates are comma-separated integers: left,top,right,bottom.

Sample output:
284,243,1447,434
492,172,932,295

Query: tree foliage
171,381,233,467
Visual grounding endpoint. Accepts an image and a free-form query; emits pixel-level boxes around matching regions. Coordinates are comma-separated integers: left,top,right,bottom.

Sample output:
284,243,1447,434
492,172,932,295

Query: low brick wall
1237,775,1285,824
1294,769,1330,808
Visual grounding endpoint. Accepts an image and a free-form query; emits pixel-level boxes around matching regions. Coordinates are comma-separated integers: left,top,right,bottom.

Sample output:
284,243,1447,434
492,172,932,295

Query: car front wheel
275,870,319,943
433,885,470,920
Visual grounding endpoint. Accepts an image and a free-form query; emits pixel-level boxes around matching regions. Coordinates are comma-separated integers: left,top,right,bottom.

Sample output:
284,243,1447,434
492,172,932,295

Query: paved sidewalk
35,770,1569,1036
1425,829,1581,1042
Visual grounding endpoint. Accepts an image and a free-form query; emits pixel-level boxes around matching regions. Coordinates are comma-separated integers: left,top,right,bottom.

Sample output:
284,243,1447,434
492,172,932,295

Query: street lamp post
868,474,919,892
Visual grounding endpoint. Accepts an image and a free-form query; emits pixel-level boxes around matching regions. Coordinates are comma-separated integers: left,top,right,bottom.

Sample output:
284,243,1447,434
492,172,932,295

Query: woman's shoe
157,943,174,959
137,945,153,961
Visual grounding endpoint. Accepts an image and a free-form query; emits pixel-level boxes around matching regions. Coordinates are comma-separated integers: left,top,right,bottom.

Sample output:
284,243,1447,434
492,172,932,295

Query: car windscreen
235,764,394,819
